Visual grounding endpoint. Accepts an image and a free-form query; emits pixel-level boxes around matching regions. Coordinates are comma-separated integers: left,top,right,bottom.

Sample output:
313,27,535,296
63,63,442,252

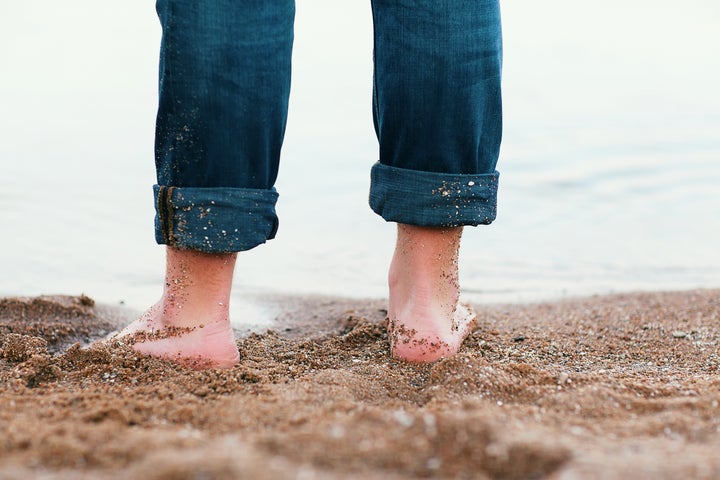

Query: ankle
154,246,236,328
158,291,230,322
388,224,463,310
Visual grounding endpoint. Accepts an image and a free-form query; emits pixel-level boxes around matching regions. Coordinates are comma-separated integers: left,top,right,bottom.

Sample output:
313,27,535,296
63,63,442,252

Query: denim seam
165,186,176,244
157,185,176,245
370,0,379,134
156,185,167,242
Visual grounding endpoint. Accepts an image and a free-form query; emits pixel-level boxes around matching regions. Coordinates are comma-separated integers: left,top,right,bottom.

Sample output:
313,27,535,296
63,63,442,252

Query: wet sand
1,290,719,479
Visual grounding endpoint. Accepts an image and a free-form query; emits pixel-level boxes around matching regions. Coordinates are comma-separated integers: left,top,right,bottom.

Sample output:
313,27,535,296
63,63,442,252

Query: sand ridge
1,290,720,479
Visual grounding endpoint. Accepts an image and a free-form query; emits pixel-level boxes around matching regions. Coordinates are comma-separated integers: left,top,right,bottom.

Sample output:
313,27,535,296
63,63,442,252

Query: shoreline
1,289,719,479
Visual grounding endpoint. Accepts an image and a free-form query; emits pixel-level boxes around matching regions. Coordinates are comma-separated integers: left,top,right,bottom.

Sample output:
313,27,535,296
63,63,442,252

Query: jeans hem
369,162,499,227
153,185,279,253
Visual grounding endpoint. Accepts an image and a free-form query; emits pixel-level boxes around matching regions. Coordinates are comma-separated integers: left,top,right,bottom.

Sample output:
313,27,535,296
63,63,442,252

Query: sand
1,289,720,479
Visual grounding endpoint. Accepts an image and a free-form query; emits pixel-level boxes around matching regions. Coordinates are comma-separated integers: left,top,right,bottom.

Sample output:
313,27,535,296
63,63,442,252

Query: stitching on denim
164,186,176,244
156,185,167,242
157,185,176,245
370,0,380,139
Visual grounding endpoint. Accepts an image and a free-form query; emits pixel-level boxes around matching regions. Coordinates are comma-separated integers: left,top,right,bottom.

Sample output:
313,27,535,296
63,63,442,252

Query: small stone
329,425,345,439
78,294,95,307
672,331,687,339
558,372,570,385
423,413,437,434
392,410,415,428
426,458,441,470
513,335,526,342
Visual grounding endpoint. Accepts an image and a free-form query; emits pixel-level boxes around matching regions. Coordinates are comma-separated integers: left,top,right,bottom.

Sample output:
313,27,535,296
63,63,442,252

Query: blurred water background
1,1,718,324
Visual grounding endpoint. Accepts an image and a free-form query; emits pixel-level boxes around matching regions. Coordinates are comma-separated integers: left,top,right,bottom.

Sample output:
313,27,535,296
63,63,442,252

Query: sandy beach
1,289,719,479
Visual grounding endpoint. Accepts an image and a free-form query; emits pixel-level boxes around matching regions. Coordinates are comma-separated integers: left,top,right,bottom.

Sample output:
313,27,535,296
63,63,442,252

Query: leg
115,0,296,368
388,225,478,362
369,0,503,362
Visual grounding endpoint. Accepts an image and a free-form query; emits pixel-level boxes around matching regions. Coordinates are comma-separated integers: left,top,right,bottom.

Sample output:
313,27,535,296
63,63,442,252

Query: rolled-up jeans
153,0,503,253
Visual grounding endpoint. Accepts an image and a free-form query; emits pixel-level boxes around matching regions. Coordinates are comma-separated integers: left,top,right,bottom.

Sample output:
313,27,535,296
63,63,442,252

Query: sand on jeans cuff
369,162,499,227
153,184,279,253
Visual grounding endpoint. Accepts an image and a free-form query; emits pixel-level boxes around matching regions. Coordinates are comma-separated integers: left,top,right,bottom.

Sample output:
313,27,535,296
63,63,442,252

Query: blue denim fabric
153,0,502,252
153,0,294,252
369,0,503,226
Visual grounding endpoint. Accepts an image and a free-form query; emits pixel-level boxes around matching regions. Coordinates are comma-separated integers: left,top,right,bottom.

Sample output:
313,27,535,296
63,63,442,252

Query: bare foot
387,224,477,362
111,247,240,369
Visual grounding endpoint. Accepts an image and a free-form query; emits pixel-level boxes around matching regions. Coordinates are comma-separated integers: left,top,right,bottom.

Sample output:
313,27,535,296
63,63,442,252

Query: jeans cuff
153,185,279,253
369,162,499,227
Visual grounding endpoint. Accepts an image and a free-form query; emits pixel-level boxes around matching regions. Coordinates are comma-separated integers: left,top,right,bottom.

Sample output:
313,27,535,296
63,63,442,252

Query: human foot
114,302,239,369
388,302,477,362
387,224,477,362
111,247,240,369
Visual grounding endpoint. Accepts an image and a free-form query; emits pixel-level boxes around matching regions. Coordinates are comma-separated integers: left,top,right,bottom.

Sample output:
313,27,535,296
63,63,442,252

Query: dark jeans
153,0,503,253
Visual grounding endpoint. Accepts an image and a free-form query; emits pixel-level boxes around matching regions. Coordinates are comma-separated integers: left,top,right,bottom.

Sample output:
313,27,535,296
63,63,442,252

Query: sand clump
1,290,720,479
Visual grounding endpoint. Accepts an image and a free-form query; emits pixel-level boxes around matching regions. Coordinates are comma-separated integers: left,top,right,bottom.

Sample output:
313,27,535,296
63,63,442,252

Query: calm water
1,1,718,324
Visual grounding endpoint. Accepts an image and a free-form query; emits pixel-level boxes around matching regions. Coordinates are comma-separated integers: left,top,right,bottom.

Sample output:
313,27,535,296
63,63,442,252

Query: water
1,1,718,321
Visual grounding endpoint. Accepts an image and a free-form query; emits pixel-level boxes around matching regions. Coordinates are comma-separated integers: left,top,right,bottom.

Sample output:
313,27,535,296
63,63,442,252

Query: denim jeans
153,0,502,253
